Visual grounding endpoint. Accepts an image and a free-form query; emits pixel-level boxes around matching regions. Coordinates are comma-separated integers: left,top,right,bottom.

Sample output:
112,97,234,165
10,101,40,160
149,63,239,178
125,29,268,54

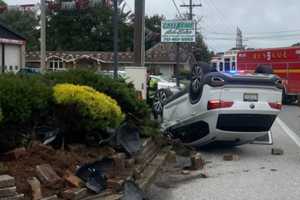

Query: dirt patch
2,144,112,199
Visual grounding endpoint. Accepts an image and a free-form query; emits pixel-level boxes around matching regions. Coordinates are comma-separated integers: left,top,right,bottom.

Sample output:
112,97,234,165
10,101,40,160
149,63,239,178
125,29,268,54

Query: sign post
161,20,196,87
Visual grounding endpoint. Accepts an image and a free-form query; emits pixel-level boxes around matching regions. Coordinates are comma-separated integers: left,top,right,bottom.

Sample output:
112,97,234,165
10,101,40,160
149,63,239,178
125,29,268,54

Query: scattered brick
36,164,61,185
112,153,126,173
223,154,240,161
1,148,28,161
0,175,15,189
107,178,124,192
0,187,17,198
62,188,88,200
27,177,42,200
63,171,83,188
271,148,284,155
0,194,24,200
191,153,205,170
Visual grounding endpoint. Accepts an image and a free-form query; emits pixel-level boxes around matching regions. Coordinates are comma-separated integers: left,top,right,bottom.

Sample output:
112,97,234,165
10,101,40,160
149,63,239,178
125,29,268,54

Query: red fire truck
212,47,300,103
237,47,300,103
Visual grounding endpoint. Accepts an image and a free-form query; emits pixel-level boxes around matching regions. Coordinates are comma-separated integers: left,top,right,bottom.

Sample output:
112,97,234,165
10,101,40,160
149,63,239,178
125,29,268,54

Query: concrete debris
176,155,192,169
0,176,15,189
271,148,284,155
223,154,240,161
107,178,124,192
191,153,205,170
0,175,23,200
0,194,24,200
27,177,42,200
62,188,88,200
35,164,61,185
0,187,18,198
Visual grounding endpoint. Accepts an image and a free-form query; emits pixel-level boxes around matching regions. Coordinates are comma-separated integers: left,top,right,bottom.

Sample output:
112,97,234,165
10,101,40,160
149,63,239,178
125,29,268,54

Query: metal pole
40,0,46,73
176,43,180,87
113,0,119,79
134,0,145,66
189,0,193,20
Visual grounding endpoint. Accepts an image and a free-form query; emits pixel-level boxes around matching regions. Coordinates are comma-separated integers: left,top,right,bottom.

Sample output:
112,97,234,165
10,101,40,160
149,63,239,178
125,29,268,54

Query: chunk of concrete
0,175,15,189
36,164,61,185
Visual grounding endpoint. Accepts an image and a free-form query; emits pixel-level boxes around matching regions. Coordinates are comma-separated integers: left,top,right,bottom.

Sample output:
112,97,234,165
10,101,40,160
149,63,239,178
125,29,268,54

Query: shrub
0,74,52,152
53,83,124,131
0,74,52,126
44,69,150,124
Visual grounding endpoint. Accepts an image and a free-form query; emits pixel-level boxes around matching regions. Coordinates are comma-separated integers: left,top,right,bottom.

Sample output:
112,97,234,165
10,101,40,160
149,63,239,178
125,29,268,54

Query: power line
180,0,202,20
204,0,234,33
171,0,183,18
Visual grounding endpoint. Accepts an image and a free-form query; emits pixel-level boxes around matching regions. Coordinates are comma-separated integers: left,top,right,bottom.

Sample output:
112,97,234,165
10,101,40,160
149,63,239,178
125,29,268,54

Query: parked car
98,70,128,79
157,63,283,146
149,75,184,93
17,67,41,75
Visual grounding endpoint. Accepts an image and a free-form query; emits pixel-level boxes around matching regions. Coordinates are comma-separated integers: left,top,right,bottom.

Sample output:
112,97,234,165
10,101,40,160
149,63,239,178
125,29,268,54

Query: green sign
161,20,196,43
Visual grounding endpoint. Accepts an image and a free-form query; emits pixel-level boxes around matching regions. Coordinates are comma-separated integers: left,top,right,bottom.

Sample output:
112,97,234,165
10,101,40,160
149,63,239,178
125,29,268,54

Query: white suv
159,63,283,146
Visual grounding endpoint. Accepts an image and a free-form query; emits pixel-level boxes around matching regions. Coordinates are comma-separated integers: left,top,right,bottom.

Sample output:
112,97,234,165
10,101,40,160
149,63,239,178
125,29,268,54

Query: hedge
53,83,124,130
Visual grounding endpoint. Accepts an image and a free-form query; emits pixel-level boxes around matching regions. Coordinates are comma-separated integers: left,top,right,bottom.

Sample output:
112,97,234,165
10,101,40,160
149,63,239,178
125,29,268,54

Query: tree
192,33,213,62
46,2,133,51
145,15,165,50
0,10,39,50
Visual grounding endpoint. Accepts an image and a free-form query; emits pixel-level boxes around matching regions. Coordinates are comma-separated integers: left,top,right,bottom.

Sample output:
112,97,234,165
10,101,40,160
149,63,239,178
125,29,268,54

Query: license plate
244,93,258,102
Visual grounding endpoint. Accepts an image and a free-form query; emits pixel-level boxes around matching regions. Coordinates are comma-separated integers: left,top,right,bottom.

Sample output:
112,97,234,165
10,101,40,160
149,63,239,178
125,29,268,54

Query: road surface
147,105,300,200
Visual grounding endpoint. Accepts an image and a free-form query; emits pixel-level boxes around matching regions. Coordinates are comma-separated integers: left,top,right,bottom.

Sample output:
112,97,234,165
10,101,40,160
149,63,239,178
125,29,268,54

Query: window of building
49,58,64,71
219,62,224,71
232,62,236,71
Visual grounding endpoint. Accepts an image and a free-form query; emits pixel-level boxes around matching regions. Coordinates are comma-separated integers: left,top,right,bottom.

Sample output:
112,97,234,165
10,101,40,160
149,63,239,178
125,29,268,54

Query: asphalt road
147,105,300,200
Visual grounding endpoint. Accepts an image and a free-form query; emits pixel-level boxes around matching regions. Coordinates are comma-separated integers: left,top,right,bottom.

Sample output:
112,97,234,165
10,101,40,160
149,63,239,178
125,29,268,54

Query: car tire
152,89,173,120
255,64,273,74
189,63,211,104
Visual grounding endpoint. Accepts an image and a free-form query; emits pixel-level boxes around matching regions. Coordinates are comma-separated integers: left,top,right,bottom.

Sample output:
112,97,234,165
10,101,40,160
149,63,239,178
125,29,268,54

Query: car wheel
255,64,273,74
152,89,172,119
189,63,210,104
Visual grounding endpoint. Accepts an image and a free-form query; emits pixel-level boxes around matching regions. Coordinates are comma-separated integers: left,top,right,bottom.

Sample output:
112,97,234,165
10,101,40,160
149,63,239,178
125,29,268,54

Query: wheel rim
191,65,203,92
153,101,163,113
159,90,168,104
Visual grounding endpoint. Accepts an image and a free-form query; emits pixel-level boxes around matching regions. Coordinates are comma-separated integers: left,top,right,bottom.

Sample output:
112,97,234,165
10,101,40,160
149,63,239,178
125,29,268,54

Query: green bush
0,74,52,125
0,74,52,152
44,69,150,123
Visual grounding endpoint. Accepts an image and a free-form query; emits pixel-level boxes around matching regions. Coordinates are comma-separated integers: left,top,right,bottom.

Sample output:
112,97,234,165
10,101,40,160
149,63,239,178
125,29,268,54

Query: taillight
208,100,234,110
268,102,282,110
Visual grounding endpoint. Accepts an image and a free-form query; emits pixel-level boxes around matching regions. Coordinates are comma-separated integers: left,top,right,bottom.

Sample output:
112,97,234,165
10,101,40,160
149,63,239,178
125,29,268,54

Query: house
0,23,26,73
26,43,195,78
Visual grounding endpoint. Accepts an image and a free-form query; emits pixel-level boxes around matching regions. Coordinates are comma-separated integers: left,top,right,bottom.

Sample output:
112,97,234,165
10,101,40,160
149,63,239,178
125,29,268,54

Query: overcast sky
5,0,300,52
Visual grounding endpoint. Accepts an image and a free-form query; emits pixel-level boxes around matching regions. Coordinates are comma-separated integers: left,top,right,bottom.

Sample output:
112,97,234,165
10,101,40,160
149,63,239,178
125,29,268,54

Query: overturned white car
155,63,283,146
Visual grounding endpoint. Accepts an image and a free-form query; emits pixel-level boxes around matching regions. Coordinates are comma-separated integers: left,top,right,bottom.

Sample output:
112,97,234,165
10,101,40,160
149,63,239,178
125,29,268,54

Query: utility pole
180,0,202,20
134,0,145,66
113,0,119,79
40,0,46,73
